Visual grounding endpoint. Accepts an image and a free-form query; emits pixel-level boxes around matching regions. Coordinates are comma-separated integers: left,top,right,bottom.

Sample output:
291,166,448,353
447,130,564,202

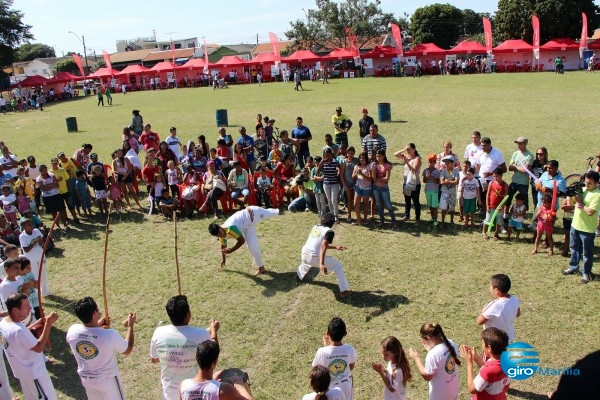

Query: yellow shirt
60,158,78,179
51,168,69,194
14,177,36,199
332,113,349,136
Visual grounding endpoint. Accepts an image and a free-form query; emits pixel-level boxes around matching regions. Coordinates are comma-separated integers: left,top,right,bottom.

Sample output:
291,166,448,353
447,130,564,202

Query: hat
335,106,342,111
514,136,528,144
50,157,59,163
427,153,437,162
56,152,65,158
90,153,98,158
442,155,454,163
361,108,368,113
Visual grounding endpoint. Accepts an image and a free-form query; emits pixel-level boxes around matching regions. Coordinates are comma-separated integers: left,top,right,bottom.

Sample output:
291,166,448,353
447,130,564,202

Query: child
18,218,49,296
312,317,357,400
268,140,283,168
151,173,165,211
439,156,459,227
257,155,271,171
255,167,272,208
15,186,32,216
18,256,39,320
107,175,123,212
458,160,471,221
166,160,182,197
408,323,460,400
459,328,510,400
302,366,345,400
477,274,521,344
560,195,576,257
216,139,231,163
74,169,93,216
89,165,109,215
0,258,32,312
0,185,17,224
532,193,555,255
159,188,178,221
507,193,527,240
483,168,508,240
460,167,480,228
372,336,412,400
15,166,37,211
310,156,327,220
422,153,441,228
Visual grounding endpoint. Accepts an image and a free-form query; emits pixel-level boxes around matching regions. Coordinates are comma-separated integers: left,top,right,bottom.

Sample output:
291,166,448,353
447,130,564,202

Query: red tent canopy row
117,64,150,76
11,75,49,88
493,40,533,53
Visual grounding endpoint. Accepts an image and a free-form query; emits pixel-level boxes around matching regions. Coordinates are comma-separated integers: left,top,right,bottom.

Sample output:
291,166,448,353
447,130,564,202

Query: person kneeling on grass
295,212,351,297
159,188,178,221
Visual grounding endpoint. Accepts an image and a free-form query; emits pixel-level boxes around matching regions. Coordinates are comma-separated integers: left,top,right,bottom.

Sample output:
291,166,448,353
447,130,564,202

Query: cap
50,157,59,163
361,108,368,113
90,153,98,158
514,136,528,144
427,153,437,162
56,152,65,158
442,155,454,163
335,106,342,111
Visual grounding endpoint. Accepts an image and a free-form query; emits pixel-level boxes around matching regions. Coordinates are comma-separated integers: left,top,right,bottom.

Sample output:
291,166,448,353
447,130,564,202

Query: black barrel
66,117,78,132
216,109,228,127
377,103,391,123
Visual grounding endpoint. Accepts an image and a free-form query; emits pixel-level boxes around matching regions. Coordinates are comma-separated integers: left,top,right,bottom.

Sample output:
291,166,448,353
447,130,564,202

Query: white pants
323,183,340,217
0,353,12,400
242,207,279,268
297,253,350,292
20,371,58,400
82,375,126,400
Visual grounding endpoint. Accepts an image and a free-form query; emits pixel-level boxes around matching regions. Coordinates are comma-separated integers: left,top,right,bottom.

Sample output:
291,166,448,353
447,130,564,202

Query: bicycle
565,156,599,188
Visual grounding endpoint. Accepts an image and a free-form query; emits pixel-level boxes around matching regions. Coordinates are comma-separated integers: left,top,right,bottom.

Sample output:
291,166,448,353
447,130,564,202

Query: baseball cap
362,108,368,113
50,158,59,163
427,153,437,162
514,136,528,144
56,152,65,158
90,153,98,158
335,106,342,111
442,155,454,163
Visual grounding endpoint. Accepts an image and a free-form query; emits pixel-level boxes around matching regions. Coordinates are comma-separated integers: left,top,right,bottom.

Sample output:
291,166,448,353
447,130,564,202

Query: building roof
590,29,600,40
221,44,254,54
110,49,155,64
142,48,195,62
252,41,293,56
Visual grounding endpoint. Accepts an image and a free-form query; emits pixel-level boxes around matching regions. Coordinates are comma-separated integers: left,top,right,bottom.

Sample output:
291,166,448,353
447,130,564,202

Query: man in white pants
0,293,58,400
209,206,280,275
295,213,351,297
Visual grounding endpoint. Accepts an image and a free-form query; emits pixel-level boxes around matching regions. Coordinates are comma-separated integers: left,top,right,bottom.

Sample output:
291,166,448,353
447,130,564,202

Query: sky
15,0,501,56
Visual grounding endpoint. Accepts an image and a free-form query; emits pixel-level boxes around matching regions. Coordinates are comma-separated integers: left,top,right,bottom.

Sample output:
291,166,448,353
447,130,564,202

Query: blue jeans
568,227,596,275
507,182,529,210
373,185,395,223
288,192,314,212
296,149,310,169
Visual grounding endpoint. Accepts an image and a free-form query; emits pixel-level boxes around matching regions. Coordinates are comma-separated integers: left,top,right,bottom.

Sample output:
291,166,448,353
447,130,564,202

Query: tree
15,43,55,61
0,0,33,66
461,9,491,36
495,0,600,43
90,59,105,73
285,0,396,50
55,59,80,74
410,4,464,49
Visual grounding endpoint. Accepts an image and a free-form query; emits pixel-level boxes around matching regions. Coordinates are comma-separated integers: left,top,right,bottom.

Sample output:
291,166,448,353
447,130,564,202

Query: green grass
1,72,599,399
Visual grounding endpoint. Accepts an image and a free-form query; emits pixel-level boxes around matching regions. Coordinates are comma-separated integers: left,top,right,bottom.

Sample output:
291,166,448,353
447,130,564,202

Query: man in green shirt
505,136,534,229
562,171,600,283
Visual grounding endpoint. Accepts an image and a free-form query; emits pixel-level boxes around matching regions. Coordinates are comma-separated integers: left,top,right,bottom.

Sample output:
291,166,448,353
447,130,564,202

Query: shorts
439,192,456,210
231,188,250,198
0,105,5,111
117,173,133,184
562,218,572,230
42,194,65,214
537,221,554,235
484,208,503,226
509,219,523,230
425,190,439,208
354,187,372,197
95,190,107,199
61,192,75,210
463,198,476,214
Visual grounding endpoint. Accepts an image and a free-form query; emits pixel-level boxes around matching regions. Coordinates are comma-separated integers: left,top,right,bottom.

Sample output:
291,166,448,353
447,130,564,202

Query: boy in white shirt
507,193,527,240
477,274,521,343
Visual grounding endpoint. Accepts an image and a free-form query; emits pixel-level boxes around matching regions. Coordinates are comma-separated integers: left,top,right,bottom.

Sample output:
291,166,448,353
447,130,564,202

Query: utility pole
69,31,89,72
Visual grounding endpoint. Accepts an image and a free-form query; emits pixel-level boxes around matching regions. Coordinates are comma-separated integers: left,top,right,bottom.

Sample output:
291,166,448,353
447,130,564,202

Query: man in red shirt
139,124,160,152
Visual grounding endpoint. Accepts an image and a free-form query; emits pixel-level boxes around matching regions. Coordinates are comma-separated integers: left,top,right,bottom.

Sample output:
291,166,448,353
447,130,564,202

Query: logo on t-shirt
328,358,347,377
76,340,99,360
0,332,8,349
444,353,457,374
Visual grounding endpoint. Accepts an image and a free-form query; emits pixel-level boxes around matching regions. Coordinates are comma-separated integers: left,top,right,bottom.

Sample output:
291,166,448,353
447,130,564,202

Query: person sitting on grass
159,188,178,221
459,327,510,400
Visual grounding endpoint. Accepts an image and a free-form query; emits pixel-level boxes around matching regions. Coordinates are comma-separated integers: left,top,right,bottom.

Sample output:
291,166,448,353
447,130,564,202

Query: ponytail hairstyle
407,143,420,157
309,365,330,400
381,336,412,387
419,323,461,367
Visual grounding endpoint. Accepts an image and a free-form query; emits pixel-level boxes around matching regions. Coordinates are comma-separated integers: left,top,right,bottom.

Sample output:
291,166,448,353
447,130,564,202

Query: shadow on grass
45,294,78,316
224,270,298,297
507,388,549,400
47,325,87,399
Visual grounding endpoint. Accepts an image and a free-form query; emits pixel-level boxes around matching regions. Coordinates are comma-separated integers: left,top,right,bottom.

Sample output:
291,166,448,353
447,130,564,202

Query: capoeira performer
209,206,279,275
295,213,352,297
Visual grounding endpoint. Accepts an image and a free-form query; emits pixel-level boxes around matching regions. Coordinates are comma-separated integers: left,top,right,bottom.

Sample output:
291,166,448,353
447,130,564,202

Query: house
142,48,196,67
110,49,155,70
116,36,198,52
21,56,94,78
207,44,254,63
251,41,293,57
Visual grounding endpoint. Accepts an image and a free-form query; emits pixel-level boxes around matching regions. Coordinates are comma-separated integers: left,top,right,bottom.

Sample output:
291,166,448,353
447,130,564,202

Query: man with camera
332,106,352,146
562,171,600,284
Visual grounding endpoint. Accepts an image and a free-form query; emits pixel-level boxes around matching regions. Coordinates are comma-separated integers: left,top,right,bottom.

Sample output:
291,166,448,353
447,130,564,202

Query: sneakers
294,274,303,285
581,274,592,284
500,226,507,234
562,268,579,275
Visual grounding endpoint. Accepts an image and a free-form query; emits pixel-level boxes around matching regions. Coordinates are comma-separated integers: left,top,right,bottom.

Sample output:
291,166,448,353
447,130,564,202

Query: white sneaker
500,226,507,234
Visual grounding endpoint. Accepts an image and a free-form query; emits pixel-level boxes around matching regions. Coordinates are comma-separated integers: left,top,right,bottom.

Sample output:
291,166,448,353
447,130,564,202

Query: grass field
1,72,599,399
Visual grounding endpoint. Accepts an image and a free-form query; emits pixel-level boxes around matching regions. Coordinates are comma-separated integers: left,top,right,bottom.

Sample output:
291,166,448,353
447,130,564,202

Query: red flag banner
580,12,588,57
203,38,209,74
391,24,403,58
102,50,112,71
344,27,359,54
532,15,540,60
268,32,281,62
483,17,493,54
72,53,85,76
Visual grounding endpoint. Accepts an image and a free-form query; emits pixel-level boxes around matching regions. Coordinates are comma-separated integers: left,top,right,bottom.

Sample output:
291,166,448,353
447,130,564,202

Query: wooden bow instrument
174,210,182,295
102,204,112,327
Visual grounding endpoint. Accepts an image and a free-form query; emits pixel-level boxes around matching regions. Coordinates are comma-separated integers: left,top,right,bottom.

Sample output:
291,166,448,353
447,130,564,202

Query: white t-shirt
302,225,334,257
464,143,482,167
166,168,179,186
0,318,46,380
510,204,526,223
66,324,128,380
0,277,23,310
477,148,505,183
0,194,16,214
222,209,251,232
384,361,407,400
27,166,41,181
166,136,181,159
179,378,220,400
302,387,345,400
440,168,459,195
482,295,520,343
424,341,460,400
312,344,357,386
0,155,18,177
36,174,60,197
149,325,211,400
462,178,479,200
19,228,43,253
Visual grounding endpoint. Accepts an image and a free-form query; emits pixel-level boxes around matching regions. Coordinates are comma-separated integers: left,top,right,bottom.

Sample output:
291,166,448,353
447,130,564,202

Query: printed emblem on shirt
310,227,321,238
0,332,8,349
76,340,99,360
444,353,457,374
328,358,347,377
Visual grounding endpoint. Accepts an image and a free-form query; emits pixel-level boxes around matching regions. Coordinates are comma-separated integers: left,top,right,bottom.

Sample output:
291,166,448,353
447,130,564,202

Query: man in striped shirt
361,124,387,155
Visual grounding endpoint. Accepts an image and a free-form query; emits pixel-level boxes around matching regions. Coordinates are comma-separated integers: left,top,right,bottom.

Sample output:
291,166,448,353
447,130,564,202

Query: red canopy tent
150,61,176,72
588,40,600,50
283,50,321,63
540,38,579,51
448,41,487,55
246,52,277,65
212,55,246,67
87,67,120,78
46,72,82,84
117,64,150,75
177,58,209,71
404,43,447,56
11,75,49,88
322,48,358,60
361,46,398,58
493,39,533,53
